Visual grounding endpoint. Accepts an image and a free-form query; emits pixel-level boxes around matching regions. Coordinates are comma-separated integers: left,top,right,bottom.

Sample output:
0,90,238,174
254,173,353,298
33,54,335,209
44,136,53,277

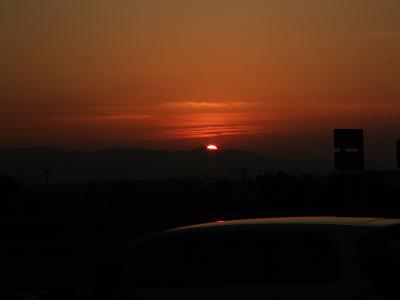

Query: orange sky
1,0,400,166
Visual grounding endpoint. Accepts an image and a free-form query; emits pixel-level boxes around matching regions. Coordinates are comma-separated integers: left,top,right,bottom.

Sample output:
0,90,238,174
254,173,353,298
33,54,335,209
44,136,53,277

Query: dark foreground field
0,171,399,298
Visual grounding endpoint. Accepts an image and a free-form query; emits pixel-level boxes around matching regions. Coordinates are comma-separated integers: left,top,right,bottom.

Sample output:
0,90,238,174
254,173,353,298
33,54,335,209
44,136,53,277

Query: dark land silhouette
0,144,399,298
0,147,384,183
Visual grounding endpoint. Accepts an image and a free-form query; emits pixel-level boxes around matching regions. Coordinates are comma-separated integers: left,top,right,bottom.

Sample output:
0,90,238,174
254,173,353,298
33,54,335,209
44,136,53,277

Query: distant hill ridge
1,147,366,181
0,147,273,182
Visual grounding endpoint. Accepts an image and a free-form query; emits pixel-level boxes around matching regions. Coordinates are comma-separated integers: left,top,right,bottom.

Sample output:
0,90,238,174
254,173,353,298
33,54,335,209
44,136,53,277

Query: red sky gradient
1,0,400,166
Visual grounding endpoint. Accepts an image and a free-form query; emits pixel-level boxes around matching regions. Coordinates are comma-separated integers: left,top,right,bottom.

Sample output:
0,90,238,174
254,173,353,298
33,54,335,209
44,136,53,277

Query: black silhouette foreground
85,217,400,300
0,169,399,299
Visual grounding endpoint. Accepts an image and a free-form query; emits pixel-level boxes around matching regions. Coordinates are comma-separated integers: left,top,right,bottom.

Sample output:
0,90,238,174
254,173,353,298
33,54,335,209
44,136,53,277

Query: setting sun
206,145,219,151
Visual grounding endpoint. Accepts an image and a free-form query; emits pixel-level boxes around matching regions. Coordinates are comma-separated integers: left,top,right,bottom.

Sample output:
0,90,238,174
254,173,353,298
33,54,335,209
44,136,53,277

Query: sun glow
206,144,219,150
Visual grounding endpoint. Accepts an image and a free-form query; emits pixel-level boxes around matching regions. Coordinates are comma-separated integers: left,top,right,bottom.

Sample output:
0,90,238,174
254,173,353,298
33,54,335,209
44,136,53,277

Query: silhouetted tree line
1,170,400,225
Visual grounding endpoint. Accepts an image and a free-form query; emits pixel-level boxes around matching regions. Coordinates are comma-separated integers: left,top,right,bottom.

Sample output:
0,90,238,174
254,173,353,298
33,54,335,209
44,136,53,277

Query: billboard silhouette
334,129,364,172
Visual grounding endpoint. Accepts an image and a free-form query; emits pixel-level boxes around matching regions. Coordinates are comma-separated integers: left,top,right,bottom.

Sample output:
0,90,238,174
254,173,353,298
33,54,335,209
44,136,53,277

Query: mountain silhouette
0,147,267,182
0,147,382,182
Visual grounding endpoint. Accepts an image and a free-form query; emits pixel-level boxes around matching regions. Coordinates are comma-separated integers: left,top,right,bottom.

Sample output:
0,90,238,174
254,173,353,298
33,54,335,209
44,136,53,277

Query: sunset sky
1,0,400,166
